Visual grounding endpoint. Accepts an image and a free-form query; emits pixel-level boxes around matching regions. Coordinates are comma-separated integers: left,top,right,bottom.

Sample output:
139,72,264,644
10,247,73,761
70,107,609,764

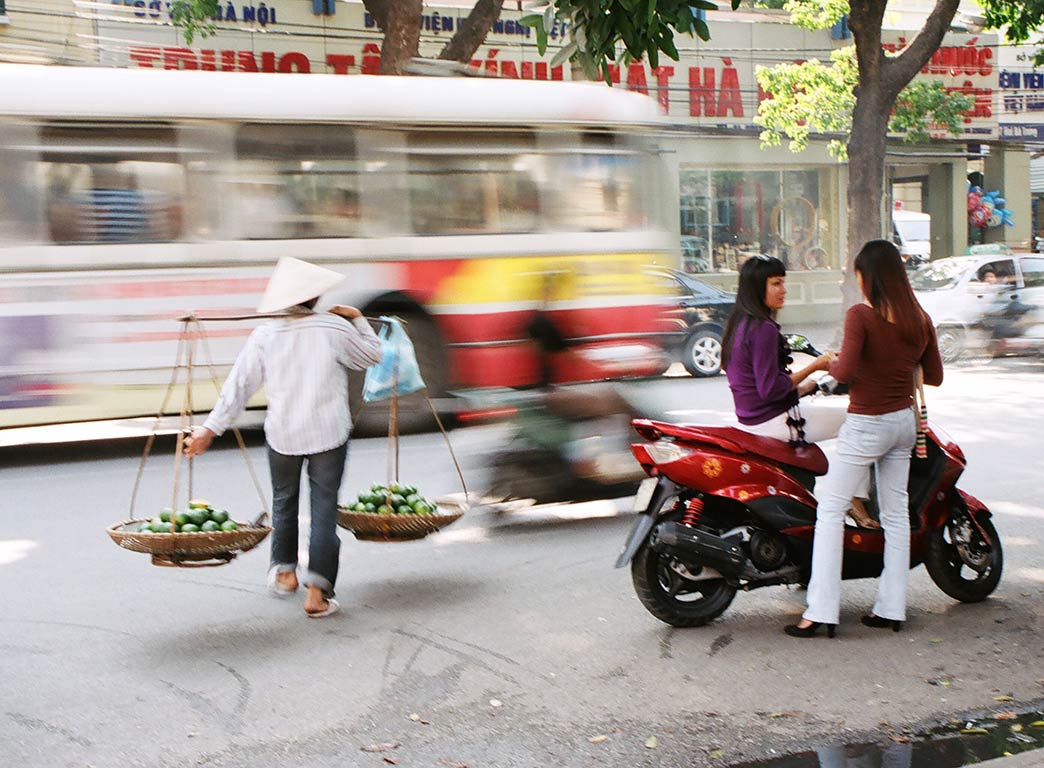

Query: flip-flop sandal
267,566,298,597
305,598,339,619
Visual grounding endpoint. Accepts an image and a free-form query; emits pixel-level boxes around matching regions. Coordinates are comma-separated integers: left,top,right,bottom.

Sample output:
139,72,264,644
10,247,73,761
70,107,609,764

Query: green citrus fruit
159,508,172,523
187,508,208,527
180,523,200,533
209,509,229,525
151,521,172,533
174,512,190,527
138,522,153,533
396,504,413,515
405,494,421,506
364,503,376,513
220,520,238,532
376,504,394,515
201,520,220,532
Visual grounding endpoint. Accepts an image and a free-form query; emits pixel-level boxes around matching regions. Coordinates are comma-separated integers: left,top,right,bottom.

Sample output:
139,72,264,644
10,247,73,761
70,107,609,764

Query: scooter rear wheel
925,514,1003,603
631,543,737,627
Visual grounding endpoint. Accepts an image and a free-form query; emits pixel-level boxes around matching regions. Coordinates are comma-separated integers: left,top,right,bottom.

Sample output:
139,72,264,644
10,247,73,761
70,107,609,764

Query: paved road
2,356,1043,767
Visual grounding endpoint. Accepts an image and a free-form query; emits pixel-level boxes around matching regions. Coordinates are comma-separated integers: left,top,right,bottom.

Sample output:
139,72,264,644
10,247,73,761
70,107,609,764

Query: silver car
911,246,1044,361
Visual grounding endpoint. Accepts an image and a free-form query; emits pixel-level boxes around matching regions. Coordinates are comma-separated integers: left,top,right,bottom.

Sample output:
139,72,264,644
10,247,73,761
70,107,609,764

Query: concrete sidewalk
975,750,1044,768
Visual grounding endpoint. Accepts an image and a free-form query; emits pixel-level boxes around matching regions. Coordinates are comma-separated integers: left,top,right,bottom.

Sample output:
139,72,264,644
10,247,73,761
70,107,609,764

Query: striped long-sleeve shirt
203,313,382,455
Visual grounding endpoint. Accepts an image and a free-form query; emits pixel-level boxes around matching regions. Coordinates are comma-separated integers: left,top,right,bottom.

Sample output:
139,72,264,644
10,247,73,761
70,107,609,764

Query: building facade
0,0,1028,322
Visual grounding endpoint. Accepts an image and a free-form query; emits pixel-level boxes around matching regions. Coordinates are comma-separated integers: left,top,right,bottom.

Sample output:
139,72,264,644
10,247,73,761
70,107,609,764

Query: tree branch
887,0,961,89
363,0,391,31
438,0,503,62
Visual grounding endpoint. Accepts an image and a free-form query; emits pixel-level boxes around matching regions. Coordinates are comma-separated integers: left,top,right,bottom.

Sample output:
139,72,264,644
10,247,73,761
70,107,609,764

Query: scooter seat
633,420,829,476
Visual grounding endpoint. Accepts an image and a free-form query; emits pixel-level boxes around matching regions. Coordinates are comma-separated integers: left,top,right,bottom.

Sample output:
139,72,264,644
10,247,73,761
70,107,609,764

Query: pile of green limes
346,482,439,516
139,499,239,533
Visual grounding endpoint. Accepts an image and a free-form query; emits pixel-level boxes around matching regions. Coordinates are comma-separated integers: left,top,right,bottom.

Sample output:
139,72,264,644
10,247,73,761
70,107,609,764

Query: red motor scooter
615,336,1003,628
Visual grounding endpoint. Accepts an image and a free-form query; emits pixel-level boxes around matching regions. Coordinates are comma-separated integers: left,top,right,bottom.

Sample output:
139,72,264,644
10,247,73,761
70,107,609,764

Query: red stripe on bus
81,278,269,301
436,304,665,344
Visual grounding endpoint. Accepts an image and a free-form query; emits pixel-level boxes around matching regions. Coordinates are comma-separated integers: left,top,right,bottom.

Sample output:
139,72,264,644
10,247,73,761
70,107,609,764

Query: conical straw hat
256,257,345,313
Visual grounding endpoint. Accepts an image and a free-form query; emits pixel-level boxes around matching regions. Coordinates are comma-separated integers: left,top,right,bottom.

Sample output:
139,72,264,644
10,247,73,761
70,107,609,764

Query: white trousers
803,408,917,624
736,400,869,497
736,399,849,444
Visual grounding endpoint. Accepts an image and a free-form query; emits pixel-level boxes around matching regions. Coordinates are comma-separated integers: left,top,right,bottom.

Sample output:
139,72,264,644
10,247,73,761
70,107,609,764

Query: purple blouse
725,317,798,425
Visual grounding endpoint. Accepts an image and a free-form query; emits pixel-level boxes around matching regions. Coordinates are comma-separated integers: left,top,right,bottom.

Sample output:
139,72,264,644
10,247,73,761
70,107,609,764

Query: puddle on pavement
728,708,1044,767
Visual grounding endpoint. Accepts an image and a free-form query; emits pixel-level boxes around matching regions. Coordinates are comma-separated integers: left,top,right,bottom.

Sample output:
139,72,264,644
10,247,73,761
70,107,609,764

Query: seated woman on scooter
721,254,877,528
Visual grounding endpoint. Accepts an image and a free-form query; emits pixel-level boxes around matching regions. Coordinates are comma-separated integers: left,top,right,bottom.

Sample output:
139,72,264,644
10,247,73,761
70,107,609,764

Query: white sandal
267,566,298,597
305,598,339,619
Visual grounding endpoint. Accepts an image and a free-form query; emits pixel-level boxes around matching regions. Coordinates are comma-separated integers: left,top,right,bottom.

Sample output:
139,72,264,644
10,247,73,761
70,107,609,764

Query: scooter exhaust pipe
649,521,748,576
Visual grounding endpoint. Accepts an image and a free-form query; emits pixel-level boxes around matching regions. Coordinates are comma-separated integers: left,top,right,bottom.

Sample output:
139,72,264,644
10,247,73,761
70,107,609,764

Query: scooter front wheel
631,543,737,627
925,514,1003,603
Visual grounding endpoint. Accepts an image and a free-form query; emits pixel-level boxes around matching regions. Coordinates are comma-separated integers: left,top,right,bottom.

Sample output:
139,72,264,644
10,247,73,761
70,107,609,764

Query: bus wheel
350,313,448,437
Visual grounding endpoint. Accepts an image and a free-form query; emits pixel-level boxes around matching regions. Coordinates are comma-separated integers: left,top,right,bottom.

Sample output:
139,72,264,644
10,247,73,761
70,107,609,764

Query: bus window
40,125,185,244
545,131,648,232
406,131,540,235
0,122,43,244
233,124,360,239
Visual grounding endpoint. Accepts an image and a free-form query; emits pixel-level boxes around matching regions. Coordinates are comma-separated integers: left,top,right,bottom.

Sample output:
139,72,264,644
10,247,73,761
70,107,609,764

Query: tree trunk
840,0,961,312
843,84,893,309
364,0,423,75
439,0,503,63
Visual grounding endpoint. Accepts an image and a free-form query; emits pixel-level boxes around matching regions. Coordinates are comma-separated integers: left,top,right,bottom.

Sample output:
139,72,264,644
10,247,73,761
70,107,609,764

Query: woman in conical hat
185,257,383,618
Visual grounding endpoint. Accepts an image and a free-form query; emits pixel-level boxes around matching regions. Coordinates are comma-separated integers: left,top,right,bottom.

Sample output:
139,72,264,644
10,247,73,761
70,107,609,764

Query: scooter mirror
786,334,811,353
785,334,823,357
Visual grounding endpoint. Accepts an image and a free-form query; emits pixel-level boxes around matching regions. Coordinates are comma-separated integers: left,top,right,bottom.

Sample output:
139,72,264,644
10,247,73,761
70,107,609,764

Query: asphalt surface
2,354,1043,767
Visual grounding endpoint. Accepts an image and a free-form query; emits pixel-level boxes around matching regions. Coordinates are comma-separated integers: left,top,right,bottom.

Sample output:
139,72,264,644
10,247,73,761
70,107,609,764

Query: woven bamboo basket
108,518,272,567
337,498,466,542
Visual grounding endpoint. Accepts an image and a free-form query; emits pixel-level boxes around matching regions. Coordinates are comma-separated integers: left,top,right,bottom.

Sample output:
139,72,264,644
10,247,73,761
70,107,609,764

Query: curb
973,750,1044,768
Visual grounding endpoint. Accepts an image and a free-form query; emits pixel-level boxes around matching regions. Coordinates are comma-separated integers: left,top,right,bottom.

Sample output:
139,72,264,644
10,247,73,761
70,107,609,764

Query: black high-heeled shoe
861,614,902,632
783,620,836,638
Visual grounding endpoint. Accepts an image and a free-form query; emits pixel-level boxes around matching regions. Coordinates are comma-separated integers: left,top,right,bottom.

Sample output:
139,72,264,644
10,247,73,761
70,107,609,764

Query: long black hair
721,254,786,370
854,239,927,347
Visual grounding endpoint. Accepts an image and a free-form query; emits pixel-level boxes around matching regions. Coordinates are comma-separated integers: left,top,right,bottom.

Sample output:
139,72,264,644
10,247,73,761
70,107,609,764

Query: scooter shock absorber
680,496,705,527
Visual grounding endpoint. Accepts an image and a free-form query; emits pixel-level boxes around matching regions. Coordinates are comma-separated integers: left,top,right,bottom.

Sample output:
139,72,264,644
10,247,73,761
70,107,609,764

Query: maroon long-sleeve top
829,303,944,415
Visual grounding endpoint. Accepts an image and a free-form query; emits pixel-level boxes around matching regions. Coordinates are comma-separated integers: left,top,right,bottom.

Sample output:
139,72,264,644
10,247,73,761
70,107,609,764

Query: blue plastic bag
361,317,426,402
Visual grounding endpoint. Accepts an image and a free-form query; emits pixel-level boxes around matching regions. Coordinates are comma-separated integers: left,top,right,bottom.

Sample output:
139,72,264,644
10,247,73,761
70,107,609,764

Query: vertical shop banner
997,44,1044,141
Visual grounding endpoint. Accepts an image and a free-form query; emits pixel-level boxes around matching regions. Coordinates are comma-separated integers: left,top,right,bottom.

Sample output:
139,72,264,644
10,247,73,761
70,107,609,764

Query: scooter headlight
644,441,695,466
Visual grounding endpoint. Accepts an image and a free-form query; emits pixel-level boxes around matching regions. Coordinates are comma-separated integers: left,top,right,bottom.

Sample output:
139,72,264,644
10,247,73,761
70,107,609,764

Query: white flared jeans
803,407,917,625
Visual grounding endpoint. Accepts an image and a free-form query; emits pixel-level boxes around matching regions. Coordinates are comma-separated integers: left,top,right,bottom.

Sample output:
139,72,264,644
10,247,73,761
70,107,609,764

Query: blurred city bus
0,64,675,431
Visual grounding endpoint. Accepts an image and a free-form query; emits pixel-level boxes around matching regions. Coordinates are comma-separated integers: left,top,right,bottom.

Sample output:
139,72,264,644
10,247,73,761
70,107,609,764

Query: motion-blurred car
911,245,1044,361
652,268,735,376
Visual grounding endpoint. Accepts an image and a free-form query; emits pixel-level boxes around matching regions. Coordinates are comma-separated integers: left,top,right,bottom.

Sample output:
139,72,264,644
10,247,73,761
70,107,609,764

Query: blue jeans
804,408,917,624
267,441,347,598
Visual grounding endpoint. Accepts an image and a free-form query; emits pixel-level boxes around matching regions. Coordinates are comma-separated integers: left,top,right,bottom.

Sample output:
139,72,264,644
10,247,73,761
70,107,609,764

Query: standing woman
786,240,943,638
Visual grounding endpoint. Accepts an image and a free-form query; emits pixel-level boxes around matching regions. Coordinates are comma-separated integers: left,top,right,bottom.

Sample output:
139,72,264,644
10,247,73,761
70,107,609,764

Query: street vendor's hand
184,426,215,457
328,304,362,320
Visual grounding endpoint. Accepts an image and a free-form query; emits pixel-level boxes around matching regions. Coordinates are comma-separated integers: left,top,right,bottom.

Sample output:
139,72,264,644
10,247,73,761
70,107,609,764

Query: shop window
679,167,838,274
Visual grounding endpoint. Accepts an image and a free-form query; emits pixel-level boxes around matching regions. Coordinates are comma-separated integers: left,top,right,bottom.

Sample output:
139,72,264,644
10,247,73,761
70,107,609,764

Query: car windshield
910,259,970,291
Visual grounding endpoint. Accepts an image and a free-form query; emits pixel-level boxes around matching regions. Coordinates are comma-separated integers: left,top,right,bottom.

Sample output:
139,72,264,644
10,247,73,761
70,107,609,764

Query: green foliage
520,1,742,83
755,47,974,159
981,0,1044,65
169,0,219,45
782,0,848,30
